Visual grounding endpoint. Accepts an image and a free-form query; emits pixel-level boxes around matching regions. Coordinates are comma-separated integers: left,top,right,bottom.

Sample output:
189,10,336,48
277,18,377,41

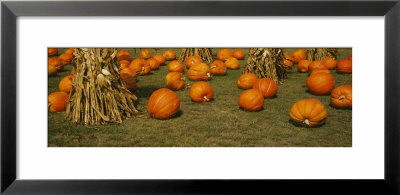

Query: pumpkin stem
207,73,211,78
210,65,216,69
304,119,310,126
204,96,210,102
339,95,345,100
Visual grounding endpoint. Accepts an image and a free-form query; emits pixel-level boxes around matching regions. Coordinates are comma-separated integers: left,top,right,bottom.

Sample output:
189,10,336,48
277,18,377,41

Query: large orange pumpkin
187,63,210,81
119,60,130,70
59,53,73,65
185,56,203,68
308,60,327,72
163,49,176,61
237,73,258,89
306,72,335,95
129,58,151,75
297,60,312,73
153,54,166,65
225,57,240,69
117,50,131,61
166,72,185,91
48,48,58,56
167,60,184,73
59,75,73,93
48,92,69,112
209,60,226,75
322,57,337,70
217,49,233,61
289,99,327,127
48,64,57,76
120,68,136,91
238,89,264,111
189,81,213,102
336,59,352,74
233,49,245,60
148,88,180,119
147,58,160,70
48,58,63,71
330,85,352,109
252,78,277,98
140,49,151,59
292,49,306,63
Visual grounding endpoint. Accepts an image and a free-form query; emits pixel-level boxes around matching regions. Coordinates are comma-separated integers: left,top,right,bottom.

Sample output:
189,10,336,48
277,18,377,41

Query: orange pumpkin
163,49,176,61
189,81,213,102
297,60,312,73
185,56,203,68
308,60,327,72
209,60,226,75
233,49,245,60
237,73,258,89
65,48,76,56
148,88,180,119
238,89,264,111
147,58,160,70
119,60,130,70
336,59,352,74
292,49,306,63
284,54,296,63
187,63,210,81
306,72,335,95
167,60,184,73
70,69,75,76
153,54,166,65
330,85,352,109
283,59,293,70
48,58,63,71
48,92,69,112
225,57,240,69
48,48,58,56
59,53,73,65
140,49,151,59
117,50,131,61
289,99,327,127
129,58,151,75
322,57,337,70
217,49,233,61
348,54,352,61
120,68,136,91
166,72,185,91
253,78,277,98
310,69,330,76
48,64,57,76
59,75,73,93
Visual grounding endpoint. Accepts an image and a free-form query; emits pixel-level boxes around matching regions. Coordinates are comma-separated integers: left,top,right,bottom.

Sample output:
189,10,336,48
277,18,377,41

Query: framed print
2,0,400,194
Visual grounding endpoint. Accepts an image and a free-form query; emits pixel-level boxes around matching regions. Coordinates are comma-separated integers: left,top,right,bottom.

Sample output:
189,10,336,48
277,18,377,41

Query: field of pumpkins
48,48,352,147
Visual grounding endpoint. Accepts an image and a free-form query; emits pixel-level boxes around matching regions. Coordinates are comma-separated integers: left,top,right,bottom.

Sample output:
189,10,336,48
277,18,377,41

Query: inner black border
2,1,400,194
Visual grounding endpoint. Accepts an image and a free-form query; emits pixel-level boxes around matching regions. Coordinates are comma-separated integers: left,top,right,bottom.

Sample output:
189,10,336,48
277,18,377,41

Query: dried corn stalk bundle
65,48,138,125
178,48,213,63
244,48,287,83
306,48,338,61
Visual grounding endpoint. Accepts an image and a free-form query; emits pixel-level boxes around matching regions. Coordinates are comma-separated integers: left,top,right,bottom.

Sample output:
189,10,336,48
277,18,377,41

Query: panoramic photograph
48,48,352,147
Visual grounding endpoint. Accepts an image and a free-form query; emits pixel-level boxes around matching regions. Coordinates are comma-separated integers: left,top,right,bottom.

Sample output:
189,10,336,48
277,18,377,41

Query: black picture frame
1,0,399,194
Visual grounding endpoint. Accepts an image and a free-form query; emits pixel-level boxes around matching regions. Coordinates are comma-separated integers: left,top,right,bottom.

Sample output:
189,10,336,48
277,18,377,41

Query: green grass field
48,48,352,147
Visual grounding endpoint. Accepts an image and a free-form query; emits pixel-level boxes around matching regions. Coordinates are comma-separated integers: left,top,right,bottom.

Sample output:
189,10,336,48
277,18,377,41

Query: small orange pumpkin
185,56,203,68
225,57,240,69
59,53,73,65
297,60,312,73
238,89,264,112
167,60,184,73
120,68,136,91
64,48,76,56
48,92,69,112
217,49,233,61
253,78,277,98
289,99,327,127
237,73,258,89
189,81,213,102
129,58,151,75
48,64,57,76
48,48,58,56
292,49,306,63
119,60,131,70
284,54,296,63
283,59,293,70
209,60,226,75
117,50,131,61
59,75,73,93
336,59,352,74
147,58,161,70
148,88,180,119
153,54,166,65
308,60,327,72
330,85,352,109
166,72,185,91
48,58,63,71
306,72,335,95
140,49,151,59
322,57,337,70
233,49,245,60
310,69,330,76
187,63,210,81
163,49,176,61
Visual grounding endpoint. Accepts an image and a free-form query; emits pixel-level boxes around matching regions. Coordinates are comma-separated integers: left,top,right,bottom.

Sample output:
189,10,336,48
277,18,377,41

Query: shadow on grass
289,118,326,128
135,86,161,99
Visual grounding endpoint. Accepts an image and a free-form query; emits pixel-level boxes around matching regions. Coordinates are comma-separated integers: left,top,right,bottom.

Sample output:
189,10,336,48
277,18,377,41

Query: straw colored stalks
178,48,213,64
65,48,138,125
245,48,287,83
306,48,338,61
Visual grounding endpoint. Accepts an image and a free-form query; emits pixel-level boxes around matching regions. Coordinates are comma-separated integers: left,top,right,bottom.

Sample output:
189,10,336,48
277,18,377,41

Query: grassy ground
48,48,352,147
